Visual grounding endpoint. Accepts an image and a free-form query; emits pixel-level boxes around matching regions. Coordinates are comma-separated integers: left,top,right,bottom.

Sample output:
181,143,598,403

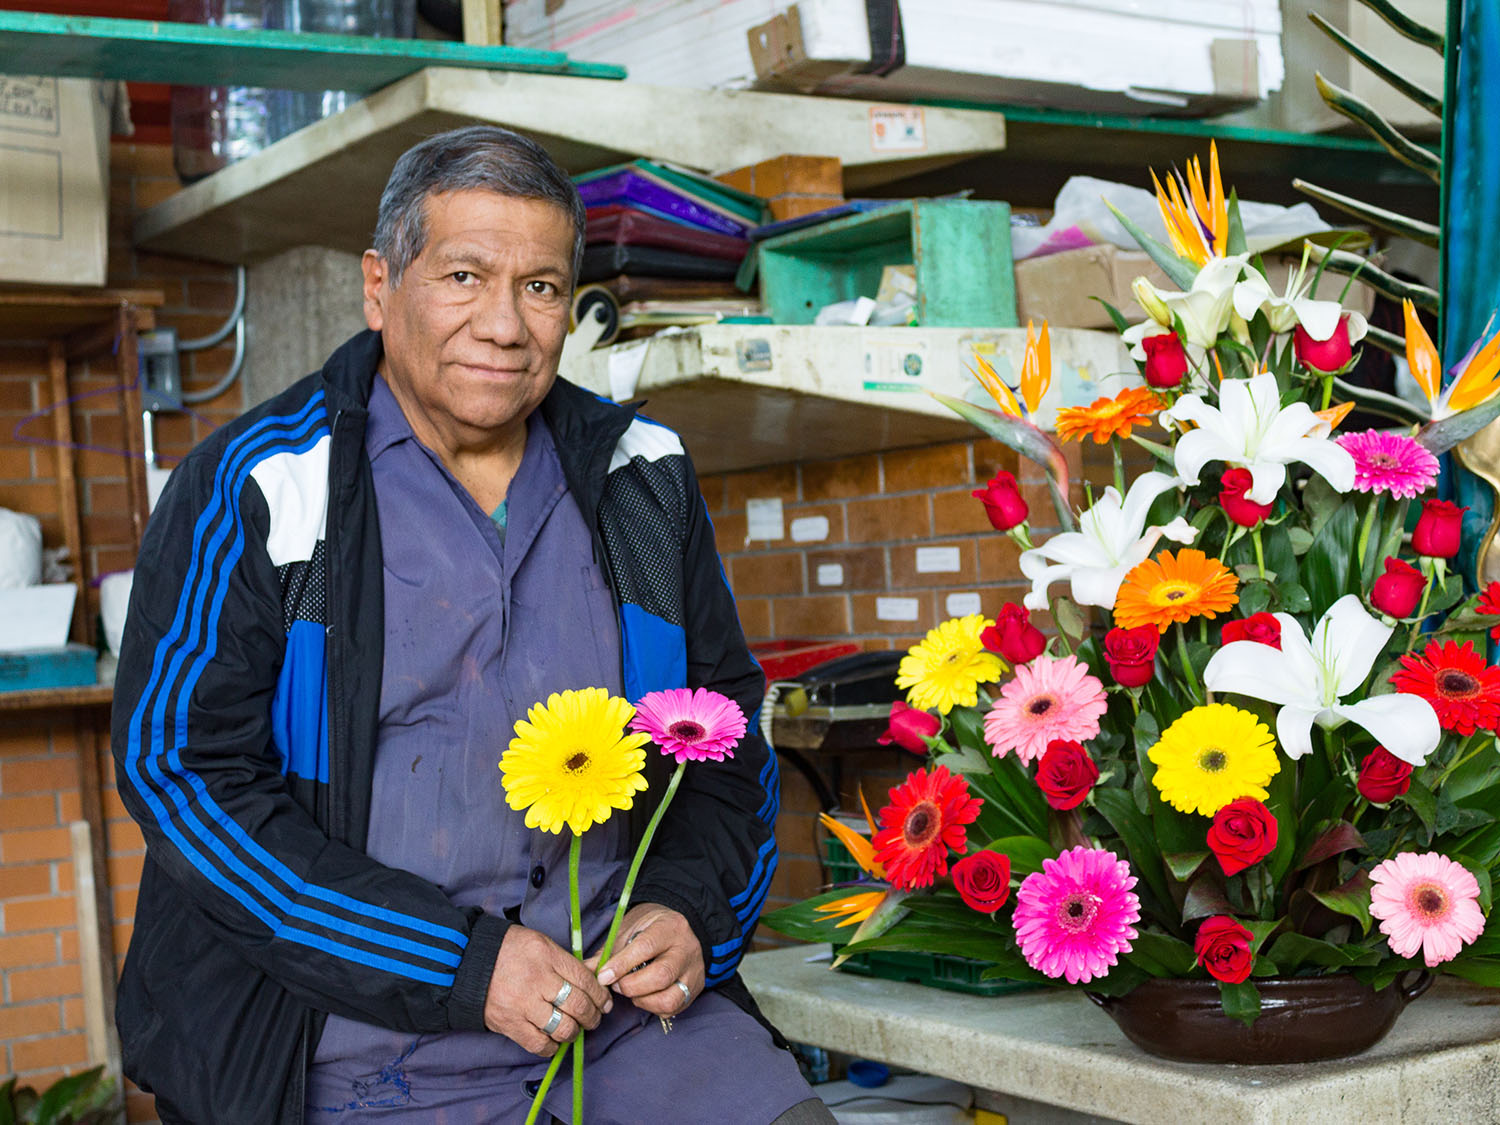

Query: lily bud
1132,276,1172,326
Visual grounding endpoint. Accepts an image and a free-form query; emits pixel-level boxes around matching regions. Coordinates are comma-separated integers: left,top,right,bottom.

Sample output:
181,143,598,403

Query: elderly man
112,126,830,1124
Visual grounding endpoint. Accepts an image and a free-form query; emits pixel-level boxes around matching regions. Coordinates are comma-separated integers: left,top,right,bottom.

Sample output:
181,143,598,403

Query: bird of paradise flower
1151,140,1228,267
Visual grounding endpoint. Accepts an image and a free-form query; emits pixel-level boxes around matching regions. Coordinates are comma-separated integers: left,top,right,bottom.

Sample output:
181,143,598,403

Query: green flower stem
1354,495,1381,581
1434,733,1489,789
1047,597,1075,657
1407,560,1438,651
1320,373,1334,411
524,832,587,1125
597,761,686,970
1111,441,1126,495
1008,524,1035,552
1251,526,1266,581
1173,622,1200,701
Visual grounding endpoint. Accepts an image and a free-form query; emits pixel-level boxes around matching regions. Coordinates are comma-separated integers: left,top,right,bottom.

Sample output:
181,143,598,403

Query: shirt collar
364,373,414,462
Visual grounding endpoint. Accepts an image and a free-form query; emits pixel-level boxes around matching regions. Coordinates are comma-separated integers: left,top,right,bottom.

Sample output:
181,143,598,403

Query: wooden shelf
0,682,113,712
0,10,624,91
0,287,165,336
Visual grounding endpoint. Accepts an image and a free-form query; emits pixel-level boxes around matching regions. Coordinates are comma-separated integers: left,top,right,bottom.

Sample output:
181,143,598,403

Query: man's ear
361,250,388,332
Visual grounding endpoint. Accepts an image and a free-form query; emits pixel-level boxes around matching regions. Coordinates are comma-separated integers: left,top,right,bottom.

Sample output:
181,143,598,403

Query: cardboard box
0,75,111,287
1014,244,1375,330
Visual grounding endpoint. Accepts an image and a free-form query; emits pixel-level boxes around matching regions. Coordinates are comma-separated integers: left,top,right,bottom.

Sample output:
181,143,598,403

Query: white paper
815,563,845,587
606,339,651,402
147,463,173,512
745,498,785,542
0,582,77,651
876,596,920,622
915,546,962,573
790,515,830,543
946,592,983,617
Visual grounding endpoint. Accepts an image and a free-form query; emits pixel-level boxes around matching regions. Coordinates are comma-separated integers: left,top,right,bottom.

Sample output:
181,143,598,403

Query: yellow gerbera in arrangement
502,687,650,834
1054,386,1163,446
1113,549,1239,632
1148,703,1279,816
896,614,1006,714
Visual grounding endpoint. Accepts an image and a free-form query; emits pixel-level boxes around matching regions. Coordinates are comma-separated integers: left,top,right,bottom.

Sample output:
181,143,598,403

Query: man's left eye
452,271,476,284
527,280,558,296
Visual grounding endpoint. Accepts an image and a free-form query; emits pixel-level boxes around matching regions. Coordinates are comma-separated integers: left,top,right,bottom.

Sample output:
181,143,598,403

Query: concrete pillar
245,245,367,407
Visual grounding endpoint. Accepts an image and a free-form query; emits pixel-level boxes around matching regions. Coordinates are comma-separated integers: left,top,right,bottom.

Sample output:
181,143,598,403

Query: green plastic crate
822,835,1036,997
755,199,1017,327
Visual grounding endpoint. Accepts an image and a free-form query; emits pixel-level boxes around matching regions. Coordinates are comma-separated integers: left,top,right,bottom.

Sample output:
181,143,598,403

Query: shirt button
530,865,545,889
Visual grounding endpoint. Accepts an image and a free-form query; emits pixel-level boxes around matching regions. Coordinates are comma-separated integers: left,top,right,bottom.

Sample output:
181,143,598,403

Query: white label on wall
816,563,845,588
745,497,784,543
790,515,830,543
946,592,983,617
877,596,921,622
915,546,962,574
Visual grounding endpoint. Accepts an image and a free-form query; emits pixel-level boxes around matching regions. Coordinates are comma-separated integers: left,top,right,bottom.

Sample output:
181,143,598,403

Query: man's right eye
451,271,476,285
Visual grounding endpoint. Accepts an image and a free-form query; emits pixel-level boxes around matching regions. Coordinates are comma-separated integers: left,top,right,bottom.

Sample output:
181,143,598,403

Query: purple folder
577,169,752,238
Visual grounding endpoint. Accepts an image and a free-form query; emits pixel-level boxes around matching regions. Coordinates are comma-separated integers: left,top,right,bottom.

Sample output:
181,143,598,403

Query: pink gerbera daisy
1335,429,1440,499
1013,846,1140,984
983,654,1107,765
1369,851,1485,967
630,687,747,763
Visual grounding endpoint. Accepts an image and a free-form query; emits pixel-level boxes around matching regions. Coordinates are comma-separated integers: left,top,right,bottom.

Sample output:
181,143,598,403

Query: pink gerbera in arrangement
1013,846,1141,984
1369,851,1485,967
871,764,982,891
630,687,747,763
1335,429,1440,499
983,654,1107,765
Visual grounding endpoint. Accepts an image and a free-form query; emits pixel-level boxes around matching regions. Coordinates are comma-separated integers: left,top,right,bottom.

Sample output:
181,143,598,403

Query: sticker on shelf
745,497,785,543
790,515,830,543
946,592,983,617
862,333,930,394
816,563,845,588
870,105,926,154
915,546,962,574
876,596,920,622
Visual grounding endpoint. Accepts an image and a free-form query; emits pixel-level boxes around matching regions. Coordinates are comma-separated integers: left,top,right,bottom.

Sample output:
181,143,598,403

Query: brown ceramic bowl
1087,972,1432,1064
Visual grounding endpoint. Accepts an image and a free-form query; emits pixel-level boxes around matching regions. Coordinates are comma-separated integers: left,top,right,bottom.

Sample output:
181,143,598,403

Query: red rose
1034,739,1099,811
1141,332,1189,389
1370,556,1427,617
981,603,1046,665
1357,746,1414,804
876,701,941,755
1103,625,1160,688
1206,797,1278,876
951,850,1011,914
1219,467,1274,528
1293,315,1355,373
973,471,1029,532
1195,915,1254,983
1413,499,1466,559
1220,612,1281,650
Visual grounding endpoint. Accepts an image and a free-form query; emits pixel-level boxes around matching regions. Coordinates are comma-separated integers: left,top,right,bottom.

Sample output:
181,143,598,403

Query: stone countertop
740,945,1500,1125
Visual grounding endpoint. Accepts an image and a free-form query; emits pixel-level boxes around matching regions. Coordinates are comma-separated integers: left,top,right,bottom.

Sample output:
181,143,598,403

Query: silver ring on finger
674,980,692,1008
552,980,573,1007
542,1006,564,1036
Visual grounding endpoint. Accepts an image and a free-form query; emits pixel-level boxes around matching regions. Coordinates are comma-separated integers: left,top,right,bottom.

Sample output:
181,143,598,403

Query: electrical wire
181,317,246,405
179,265,247,351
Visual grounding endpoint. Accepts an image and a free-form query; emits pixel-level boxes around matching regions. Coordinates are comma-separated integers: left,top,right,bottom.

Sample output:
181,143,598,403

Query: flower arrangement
500,686,746,1122
764,144,1500,1031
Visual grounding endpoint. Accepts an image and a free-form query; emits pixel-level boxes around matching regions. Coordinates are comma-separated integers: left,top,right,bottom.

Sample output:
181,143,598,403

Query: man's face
361,189,575,446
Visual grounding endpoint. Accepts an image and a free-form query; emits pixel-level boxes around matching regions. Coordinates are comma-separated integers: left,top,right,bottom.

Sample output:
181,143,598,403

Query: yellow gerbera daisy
1114,549,1239,633
895,614,1006,715
500,688,651,835
1147,703,1279,817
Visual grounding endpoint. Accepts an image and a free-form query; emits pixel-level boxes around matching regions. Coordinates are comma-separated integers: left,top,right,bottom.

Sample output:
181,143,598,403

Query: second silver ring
552,980,573,1007
542,1006,564,1036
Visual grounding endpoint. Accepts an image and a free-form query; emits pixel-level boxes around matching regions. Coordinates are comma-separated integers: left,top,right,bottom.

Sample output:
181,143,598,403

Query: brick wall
0,140,241,1122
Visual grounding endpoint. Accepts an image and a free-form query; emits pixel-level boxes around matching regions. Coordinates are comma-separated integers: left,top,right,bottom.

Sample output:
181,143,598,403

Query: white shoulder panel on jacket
608,416,684,474
249,433,332,567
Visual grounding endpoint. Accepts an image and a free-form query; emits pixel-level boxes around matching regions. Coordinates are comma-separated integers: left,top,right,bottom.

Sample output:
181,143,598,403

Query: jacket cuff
446,912,512,1030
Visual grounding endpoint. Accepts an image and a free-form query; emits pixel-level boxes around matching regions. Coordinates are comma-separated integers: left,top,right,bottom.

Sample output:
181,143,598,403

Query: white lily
1134,254,1251,350
1232,262,1369,343
1204,595,1440,765
1161,371,1356,505
1019,471,1196,611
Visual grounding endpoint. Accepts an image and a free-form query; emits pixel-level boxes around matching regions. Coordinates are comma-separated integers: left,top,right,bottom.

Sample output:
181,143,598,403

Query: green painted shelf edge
0,10,625,93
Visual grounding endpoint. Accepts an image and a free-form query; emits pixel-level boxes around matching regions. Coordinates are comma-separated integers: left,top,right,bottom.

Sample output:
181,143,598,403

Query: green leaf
1239,579,1273,617
1286,527,1315,556
1053,596,1089,641
1164,851,1209,881
1103,199,1199,290
982,835,1058,879
1264,932,1377,971
761,889,889,943
1123,931,1199,977
842,920,1010,965
1092,786,1172,917
1418,392,1500,455
1225,189,1248,256
1311,870,1374,934
1092,297,1133,335
1274,582,1312,614
1444,957,1500,987
831,889,911,967
1303,499,1360,609
1182,874,1234,922
1295,821,1366,871
1457,855,1494,913
1218,979,1262,1027
1403,777,1439,838
1302,473,1343,534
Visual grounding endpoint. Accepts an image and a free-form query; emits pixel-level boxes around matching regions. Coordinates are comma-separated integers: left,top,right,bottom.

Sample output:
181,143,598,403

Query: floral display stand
741,944,1500,1125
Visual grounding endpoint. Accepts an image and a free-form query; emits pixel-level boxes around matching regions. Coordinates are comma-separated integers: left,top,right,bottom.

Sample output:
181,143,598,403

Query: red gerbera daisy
871,764,983,891
1391,640,1500,735
1477,582,1500,641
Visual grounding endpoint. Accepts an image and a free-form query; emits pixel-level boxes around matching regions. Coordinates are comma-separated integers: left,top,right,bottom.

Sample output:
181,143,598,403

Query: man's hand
586,904,705,1018
485,926,613,1057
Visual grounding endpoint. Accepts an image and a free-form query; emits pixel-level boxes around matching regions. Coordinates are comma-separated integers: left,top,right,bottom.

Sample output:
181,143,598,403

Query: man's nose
468,284,530,347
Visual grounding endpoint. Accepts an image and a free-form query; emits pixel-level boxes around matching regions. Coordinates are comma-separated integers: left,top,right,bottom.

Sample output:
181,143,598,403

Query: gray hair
372,125,585,286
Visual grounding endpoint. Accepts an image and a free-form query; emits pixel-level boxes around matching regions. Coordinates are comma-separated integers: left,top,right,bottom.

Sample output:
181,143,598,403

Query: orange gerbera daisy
1113,549,1239,633
1054,386,1164,445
